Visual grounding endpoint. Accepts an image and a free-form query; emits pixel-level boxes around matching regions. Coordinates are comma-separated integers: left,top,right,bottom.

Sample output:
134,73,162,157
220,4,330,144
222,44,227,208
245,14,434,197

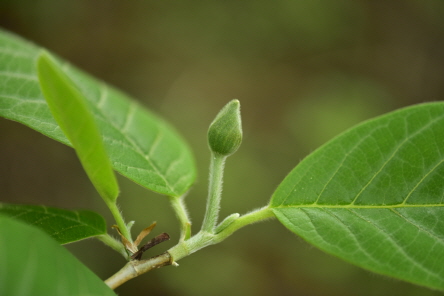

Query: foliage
0,203,106,244
0,30,196,197
0,214,116,296
270,103,444,290
37,52,120,204
1,28,443,294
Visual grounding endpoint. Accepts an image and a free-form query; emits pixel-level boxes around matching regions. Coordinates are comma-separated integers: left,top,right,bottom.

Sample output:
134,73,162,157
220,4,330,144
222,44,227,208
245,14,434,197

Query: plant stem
105,252,172,289
105,200,132,243
169,195,192,241
201,153,226,233
169,206,274,262
97,233,129,260
105,206,275,290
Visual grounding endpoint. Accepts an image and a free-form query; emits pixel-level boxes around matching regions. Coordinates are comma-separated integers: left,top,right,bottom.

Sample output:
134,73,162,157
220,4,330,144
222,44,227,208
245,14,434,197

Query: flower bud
208,100,243,156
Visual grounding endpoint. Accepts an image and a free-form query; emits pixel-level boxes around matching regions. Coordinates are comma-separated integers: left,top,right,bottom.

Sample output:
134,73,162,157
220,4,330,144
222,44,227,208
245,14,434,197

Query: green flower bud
208,99,243,156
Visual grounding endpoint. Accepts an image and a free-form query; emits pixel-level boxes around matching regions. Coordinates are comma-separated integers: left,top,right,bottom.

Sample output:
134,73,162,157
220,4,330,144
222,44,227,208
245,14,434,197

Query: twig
105,252,172,290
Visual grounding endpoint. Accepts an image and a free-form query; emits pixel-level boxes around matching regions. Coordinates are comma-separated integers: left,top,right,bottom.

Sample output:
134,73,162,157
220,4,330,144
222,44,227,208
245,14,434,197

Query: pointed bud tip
208,100,243,157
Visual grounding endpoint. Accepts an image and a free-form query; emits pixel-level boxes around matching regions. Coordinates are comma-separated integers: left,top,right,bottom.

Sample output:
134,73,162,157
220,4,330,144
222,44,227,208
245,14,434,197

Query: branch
105,207,275,290
105,252,172,290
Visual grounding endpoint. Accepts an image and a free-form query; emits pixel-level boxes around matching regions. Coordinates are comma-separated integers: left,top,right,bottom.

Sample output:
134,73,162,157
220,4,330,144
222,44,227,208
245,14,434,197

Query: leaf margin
0,213,117,296
270,102,444,290
0,203,107,244
0,28,196,198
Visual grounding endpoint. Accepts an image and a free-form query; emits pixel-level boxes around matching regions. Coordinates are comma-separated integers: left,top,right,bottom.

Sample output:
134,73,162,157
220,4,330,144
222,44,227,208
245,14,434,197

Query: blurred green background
1,1,444,295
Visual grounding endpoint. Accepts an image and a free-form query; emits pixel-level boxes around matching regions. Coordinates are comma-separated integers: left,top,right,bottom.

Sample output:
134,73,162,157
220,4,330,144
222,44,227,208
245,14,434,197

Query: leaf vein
389,209,444,246
402,159,444,205
93,86,176,195
348,209,441,280
351,114,444,205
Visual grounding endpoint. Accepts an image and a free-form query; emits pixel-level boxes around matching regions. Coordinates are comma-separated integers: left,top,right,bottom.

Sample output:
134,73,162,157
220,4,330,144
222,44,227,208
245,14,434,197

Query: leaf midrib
272,203,444,209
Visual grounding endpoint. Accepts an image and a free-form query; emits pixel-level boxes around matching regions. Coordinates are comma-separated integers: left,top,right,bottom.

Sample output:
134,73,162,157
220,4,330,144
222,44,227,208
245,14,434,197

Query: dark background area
1,1,443,295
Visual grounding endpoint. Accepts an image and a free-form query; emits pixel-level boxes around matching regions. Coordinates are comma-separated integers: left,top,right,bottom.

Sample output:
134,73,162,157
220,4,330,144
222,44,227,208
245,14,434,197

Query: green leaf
37,52,119,203
0,214,116,296
0,29,196,197
270,102,444,290
0,203,106,244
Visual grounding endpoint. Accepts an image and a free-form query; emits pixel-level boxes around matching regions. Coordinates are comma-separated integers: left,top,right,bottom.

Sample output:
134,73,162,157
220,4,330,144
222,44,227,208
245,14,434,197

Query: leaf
0,214,116,296
0,29,196,197
37,52,119,203
0,203,106,244
270,102,444,290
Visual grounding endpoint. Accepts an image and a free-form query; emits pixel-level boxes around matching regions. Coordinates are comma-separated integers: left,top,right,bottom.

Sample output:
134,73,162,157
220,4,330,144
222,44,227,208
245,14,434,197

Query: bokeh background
1,1,444,295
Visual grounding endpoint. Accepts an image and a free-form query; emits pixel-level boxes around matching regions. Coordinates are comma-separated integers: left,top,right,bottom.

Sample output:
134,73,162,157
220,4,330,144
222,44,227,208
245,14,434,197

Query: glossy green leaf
0,203,106,244
0,214,116,296
0,29,196,197
38,52,119,202
270,102,444,290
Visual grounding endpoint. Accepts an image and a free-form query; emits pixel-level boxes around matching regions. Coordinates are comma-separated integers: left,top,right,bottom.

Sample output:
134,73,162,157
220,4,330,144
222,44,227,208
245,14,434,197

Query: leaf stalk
97,233,129,260
169,195,192,241
105,200,132,244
